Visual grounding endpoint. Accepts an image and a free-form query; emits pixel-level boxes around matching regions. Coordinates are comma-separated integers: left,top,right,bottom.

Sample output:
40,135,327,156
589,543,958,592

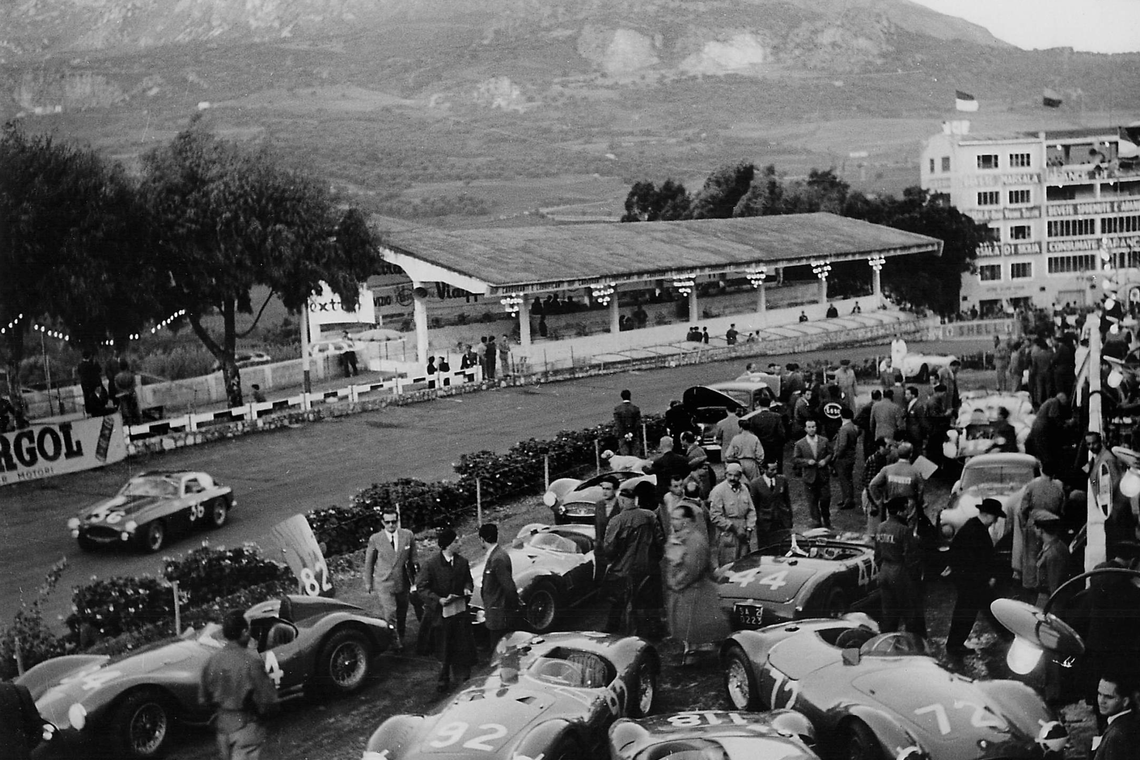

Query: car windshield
528,657,586,686
120,476,179,498
716,389,750,408
524,532,578,554
961,464,1035,490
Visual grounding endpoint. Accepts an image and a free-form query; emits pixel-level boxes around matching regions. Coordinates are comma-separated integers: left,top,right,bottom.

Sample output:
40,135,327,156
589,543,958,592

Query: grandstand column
610,296,620,334
519,295,532,350
412,280,429,365
756,282,767,317
688,289,698,323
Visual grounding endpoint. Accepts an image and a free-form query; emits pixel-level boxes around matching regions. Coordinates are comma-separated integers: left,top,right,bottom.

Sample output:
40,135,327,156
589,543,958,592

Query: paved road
0,338,991,631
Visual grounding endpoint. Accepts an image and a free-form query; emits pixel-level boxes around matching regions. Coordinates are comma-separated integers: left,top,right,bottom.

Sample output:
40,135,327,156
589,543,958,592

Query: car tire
723,645,759,710
316,628,373,696
139,521,165,553
110,688,173,759
627,659,656,718
207,498,228,529
825,588,848,618
844,720,886,760
524,581,559,633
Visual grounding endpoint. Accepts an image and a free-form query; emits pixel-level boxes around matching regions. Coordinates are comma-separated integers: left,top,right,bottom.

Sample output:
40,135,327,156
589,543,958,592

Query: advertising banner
307,282,377,343
0,412,126,486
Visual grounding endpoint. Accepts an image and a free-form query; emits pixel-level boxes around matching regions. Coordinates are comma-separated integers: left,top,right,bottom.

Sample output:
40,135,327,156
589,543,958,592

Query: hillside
2,0,1139,224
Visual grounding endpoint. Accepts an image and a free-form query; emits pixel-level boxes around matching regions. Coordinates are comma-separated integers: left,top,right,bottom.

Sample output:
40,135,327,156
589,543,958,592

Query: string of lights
9,310,188,344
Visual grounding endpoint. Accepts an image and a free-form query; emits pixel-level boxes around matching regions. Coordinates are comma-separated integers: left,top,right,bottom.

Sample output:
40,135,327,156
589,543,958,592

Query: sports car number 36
428,722,509,751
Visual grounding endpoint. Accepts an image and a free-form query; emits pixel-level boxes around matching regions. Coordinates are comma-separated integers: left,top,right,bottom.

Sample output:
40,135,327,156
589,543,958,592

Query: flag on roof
955,90,979,112
1043,88,1063,108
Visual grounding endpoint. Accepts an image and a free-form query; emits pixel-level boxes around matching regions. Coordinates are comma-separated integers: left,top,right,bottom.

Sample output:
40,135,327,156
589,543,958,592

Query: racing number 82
299,558,334,596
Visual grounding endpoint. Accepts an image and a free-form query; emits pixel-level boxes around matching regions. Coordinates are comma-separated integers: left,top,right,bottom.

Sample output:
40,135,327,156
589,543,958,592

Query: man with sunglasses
364,508,417,652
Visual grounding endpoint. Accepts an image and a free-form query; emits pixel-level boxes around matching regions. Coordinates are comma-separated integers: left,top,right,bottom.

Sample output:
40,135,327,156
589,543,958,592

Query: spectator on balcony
826,303,839,319
725,324,738,345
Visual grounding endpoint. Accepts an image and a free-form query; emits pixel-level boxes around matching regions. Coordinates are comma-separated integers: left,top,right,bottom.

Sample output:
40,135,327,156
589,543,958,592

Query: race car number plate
734,602,764,628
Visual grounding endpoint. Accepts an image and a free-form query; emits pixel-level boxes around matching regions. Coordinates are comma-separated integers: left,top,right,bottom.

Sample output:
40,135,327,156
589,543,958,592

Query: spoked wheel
524,582,558,633
208,499,228,529
317,629,373,695
111,689,172,759
140,521,165,553
724,645,758,710
628,660,656,717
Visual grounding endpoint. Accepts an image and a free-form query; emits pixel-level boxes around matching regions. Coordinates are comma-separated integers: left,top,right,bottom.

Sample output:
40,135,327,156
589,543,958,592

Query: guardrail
123,366,482,446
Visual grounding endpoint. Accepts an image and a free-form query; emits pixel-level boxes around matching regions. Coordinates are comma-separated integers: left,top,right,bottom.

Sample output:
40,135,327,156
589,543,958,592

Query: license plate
734,602,764,628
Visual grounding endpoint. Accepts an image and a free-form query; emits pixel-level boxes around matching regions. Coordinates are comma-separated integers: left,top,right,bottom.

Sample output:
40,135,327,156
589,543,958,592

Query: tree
139,117,382,407
687,162,754,219
0,122,158,406
843,188,990,316
620,179,690,222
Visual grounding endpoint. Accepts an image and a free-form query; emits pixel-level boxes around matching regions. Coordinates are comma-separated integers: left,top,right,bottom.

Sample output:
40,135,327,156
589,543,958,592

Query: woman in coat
664,502,730,665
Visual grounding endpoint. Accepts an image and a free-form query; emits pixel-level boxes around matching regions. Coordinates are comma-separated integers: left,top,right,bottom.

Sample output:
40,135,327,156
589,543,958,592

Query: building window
990,226,1002,243
1103,215,1140,235
928,158,935,174
941,156,951,172
1112,250,1140,269
978,264,1002,281
1010,153,1032,168
977,191,1000,206
977,154,1000,170
1047,254,1097,273
1010,262,1032,279
1009,225,1031,240
1046,185,1078,201
1048,218,1097,237
1008,189,1031,205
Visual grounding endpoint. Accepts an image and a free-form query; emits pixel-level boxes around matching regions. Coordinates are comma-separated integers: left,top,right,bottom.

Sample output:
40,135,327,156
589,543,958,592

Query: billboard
0,413,127,486
307,282,377,342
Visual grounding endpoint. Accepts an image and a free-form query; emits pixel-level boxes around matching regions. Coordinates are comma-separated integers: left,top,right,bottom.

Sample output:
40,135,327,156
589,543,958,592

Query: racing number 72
768,669,799,709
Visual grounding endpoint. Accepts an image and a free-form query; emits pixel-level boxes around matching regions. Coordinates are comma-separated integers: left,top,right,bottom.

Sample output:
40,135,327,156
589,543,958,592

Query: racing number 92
427,721,508,751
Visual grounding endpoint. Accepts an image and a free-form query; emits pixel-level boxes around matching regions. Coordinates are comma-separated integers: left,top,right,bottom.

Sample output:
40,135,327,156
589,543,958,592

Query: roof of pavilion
375,212,942,296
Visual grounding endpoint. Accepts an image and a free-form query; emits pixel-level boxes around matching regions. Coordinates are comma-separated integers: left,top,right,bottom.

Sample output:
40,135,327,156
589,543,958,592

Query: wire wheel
724,646,758,710
319,630,372,695
525,583,558,633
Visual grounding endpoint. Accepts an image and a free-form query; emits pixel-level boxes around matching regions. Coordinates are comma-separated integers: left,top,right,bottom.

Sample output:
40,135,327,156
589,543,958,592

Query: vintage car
609,709,820,760
362,631,658,760
471,523,602,633
544,471,656,524
936,453,1040,556
896,352,958,383
18,595,390,759
943,391,1035,460
67,470,235,553
211,350,274,372
721,618,1068,760
683,381,779,458
714,529,879,629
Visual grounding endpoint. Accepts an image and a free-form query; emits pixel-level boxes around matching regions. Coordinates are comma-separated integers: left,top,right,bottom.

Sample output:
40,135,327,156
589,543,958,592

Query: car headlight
67,518,80,530
68,702,87,731
542,491,557,507
124,520,138,532
106,512,123,524
362,752,387,760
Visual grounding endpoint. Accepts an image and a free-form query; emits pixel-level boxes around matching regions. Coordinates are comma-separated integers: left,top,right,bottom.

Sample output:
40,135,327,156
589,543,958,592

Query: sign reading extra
1,413,127,486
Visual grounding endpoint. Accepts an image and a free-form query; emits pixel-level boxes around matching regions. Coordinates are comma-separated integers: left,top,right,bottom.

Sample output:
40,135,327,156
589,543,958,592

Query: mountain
2,0,1138,224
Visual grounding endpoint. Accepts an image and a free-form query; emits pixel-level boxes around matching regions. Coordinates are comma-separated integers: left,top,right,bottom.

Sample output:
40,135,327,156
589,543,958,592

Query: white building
921,121,1140,314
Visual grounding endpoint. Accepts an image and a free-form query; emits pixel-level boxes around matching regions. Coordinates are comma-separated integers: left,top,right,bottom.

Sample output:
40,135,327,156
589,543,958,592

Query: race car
936,452,1040,557
471,523,602,633
544,471,655,524
896,352,958,383
943,391,1035,460
67,470,235,553
683,381,778,458
609,709,820,760
714,529,879,629
362,631,659,760
721,617,1067,760
18,595,390,759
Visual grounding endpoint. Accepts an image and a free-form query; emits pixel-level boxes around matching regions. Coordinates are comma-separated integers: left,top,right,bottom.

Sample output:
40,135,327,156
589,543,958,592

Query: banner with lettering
0,413,127,486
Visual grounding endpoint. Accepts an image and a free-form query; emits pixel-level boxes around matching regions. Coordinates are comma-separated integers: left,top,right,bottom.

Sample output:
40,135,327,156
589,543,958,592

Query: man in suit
832,406,860,512
870,388,904,444
793,419,834,528
1094,672,1140,760
364,507,417,652
942,498,1005,656
416,528,477,693
750,459,792,544
749,396,787,474
613,389,642,455
901,385,926,450
478,523,519,653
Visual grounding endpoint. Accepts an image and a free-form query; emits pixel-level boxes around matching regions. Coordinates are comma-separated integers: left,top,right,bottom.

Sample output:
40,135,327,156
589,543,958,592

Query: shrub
0,559,70,680
163,543,294,608
67,575,173,639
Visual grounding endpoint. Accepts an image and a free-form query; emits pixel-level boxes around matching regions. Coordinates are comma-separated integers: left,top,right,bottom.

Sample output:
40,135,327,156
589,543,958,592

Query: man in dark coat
603,483,665,636
0,681,51,760
749,459,793,543
943,498,1005,655
613,389,642,456
874,497,923,634
642,435,692,503
478,523,519,653
664,399,693,439
416,528,477,692
77,349,107,417
750,396,788,474
1094,672,1140,760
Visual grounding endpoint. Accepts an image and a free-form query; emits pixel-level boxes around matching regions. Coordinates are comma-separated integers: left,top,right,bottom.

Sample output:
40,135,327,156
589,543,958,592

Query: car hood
716,555,820,604
683,386,742,412
35,639,206,726
852,665,1023,749
421,687,560,755
80,494,166,521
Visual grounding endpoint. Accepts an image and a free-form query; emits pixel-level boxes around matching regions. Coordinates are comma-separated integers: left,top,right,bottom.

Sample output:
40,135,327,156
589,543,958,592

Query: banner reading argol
0,412,126,486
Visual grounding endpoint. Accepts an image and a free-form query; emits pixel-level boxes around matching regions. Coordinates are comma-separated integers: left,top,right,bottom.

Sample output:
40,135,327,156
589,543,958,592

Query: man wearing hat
943,497,1005,656
834,358,858,413
415,528,477,693
709,463,757,566
603,483,665,636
